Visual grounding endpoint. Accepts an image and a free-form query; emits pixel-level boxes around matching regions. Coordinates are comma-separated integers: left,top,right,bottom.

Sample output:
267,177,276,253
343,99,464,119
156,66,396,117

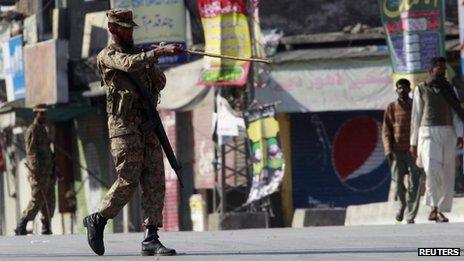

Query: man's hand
159,44,183,56
166,44,183,55
458,137,463,149
149,44,184,57
410,145,417,158
386,153,393,162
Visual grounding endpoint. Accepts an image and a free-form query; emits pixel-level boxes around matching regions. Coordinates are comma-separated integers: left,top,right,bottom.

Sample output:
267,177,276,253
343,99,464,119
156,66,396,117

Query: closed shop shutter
290,110,390,208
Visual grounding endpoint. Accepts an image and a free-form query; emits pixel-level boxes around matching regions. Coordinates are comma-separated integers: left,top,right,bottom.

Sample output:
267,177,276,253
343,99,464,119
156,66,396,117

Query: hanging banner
245,105,285,203
378,0,446,88
3,36,26,101
198,0,251,86
111,0,187,64
216,95,245,136
459,0,464,78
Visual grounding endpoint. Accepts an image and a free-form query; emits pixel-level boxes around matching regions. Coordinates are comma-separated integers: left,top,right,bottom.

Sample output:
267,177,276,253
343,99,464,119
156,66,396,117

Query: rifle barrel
186,50,272,64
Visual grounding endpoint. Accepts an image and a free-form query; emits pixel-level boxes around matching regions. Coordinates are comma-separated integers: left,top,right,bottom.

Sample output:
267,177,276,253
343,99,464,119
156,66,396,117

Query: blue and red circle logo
332,116,389,192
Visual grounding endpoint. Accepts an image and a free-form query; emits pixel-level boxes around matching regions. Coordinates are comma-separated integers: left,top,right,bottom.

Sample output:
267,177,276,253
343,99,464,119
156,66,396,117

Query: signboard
245,105,285,204
255,58,396,112
81,11,109,58
111,0,187,64
24,39,69,106
198,0,251,86
0,31,9,80
459,0,464,78
3,36,25,101
378,0,446,88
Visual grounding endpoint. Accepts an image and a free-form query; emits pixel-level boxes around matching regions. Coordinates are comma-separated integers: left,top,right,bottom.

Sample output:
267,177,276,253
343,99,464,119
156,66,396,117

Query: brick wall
159,110,180,231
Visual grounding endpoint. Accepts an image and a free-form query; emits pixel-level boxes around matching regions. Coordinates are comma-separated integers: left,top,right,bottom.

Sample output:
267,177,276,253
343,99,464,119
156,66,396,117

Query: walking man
411,57,464,222
15,104,56,235
83,9,182,256
382,79,423,224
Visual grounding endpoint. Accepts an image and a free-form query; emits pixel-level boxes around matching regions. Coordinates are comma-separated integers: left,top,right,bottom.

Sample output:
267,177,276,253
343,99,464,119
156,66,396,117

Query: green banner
245,105,285,204
378,0,446,87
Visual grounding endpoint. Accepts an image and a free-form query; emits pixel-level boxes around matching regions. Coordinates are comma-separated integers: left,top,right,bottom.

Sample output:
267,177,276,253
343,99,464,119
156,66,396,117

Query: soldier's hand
162,44,183,56
410,145,417,158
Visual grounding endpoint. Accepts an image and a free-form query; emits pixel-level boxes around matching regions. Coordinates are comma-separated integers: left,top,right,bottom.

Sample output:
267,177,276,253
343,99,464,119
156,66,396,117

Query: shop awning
158,59,208,111
255,56,396,112
0,99,91,124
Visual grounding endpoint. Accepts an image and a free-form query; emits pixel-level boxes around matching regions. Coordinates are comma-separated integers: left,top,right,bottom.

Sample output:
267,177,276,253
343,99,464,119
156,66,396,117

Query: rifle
126,72,184,188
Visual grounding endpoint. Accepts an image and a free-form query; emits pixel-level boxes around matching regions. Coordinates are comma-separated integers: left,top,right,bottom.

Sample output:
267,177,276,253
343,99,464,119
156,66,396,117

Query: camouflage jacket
97,41,166,138
25,119,53,174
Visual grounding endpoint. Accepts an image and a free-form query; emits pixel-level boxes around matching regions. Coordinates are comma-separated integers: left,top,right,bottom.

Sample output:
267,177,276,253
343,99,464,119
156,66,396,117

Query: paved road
1,223,463,260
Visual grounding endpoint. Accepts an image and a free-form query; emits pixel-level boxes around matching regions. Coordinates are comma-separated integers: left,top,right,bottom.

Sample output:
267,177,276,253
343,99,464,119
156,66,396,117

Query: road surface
1,223,463,260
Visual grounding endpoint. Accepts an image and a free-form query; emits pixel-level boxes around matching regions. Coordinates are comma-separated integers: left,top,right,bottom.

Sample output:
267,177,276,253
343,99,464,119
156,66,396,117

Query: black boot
141,226,176,256
14,218,28,236
41,220,52,235
83,212,107,255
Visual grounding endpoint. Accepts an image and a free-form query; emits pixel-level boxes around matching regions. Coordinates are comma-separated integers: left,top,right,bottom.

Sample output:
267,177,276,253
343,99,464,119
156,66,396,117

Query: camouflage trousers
21,173,56,223
100,133,165,227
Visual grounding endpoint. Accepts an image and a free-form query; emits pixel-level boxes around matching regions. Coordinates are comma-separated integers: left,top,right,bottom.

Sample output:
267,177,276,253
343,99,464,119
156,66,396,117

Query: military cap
32,103,47,112
106,8,138,28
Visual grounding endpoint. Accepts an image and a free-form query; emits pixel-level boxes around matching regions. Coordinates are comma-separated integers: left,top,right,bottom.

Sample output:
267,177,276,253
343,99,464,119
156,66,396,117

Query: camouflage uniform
21,118,55,223
97,40,167,227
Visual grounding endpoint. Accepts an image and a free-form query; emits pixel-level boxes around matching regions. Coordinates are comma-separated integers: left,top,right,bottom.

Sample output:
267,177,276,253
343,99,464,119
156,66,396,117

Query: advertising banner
459,0,464,78
378,0,446,88
111,0,187,64
198,0,251,86
291,111,390,208
245,105,284,203
3,36,25,101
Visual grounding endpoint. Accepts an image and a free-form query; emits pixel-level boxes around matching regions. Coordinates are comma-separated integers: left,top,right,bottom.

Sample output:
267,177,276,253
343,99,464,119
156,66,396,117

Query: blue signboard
291,111,390,208
6,36,25,100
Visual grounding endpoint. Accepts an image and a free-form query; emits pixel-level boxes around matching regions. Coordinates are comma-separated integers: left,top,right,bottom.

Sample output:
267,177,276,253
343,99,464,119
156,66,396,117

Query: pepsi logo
332,116,389,192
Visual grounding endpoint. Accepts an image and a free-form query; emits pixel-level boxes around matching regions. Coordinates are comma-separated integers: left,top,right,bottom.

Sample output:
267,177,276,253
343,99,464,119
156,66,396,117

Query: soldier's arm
25,127,40,171
25,127,36,155
101,49,160,72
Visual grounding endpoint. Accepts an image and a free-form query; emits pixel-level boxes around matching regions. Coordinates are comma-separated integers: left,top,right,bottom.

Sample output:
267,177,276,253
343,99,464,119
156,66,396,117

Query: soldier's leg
40,176,54,223
21,176,46,221
140,134,175,256
100,135,144,219
140,134,165,228
40,176,55,234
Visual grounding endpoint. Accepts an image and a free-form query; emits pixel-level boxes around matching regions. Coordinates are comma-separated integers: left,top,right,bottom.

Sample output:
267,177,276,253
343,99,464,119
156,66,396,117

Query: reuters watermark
417,248,463,256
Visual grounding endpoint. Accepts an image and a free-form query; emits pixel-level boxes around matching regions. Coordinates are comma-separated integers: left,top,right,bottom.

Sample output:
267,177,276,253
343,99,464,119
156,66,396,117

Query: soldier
83,9,182,256
15,104,56,235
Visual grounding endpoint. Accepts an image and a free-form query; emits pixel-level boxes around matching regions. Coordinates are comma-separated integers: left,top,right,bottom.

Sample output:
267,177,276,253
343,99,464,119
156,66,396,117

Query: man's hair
429,56,446,70
396,78,410,88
